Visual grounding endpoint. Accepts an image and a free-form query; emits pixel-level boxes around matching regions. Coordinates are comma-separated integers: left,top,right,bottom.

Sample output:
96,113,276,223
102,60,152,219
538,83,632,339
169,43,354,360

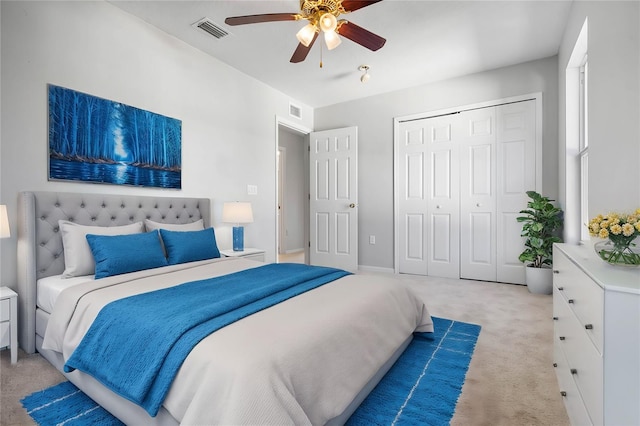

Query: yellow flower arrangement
588,208,640,265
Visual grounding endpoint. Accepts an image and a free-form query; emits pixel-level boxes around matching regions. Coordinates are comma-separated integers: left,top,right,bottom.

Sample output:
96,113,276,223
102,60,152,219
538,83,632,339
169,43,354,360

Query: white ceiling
109,0,573,108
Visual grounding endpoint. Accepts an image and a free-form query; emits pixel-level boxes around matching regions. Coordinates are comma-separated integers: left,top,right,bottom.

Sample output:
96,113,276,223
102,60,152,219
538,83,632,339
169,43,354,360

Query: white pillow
59,220,145,278
144,218,204,232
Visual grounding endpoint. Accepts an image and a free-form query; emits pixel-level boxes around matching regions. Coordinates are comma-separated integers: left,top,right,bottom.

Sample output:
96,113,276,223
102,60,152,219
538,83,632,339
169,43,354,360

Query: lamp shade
296,23,317,47
222,202,254,224
0,205,10,239
319,13,337,32
324,30,341,50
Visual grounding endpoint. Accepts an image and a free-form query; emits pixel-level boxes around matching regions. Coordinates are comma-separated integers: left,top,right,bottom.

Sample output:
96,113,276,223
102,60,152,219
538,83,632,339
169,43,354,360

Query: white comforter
43,258,433,425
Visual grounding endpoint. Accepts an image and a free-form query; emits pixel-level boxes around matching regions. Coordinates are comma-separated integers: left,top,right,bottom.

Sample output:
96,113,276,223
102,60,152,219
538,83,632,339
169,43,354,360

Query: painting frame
48,84,182,189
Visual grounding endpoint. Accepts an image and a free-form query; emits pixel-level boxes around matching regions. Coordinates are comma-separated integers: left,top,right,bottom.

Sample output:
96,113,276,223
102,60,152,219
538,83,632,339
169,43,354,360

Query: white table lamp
222,202,253,251
0,205,10,239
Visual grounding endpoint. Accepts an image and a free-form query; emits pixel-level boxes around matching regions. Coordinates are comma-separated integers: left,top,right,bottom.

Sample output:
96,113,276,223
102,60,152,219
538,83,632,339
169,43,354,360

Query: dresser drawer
0,321,10,348
554,338,594,426
553,252,604,353
0,299,9,322
554,288,603,425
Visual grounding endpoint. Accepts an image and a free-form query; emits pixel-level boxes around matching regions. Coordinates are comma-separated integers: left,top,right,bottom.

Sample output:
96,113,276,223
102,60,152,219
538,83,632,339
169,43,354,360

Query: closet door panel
398,121,429,274
460,108,497,281
497,100,536,284
427,116,460,279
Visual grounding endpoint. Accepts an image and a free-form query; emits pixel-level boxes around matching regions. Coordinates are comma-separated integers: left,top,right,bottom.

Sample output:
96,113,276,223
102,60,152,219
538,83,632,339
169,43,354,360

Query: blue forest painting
48,85,181,189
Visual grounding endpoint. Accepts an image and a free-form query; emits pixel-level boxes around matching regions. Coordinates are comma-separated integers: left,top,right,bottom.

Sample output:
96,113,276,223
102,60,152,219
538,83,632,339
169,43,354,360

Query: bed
17,191,433,425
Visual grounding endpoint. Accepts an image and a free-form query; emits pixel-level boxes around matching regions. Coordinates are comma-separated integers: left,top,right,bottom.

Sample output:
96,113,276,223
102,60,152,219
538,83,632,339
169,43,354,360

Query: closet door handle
585,324,593,330
568,299,574,304
570,368,578,375
560,391,567,397
559,336,565,341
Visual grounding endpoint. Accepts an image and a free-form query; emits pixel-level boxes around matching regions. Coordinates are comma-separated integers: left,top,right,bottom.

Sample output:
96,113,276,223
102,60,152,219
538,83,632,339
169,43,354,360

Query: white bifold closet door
397,114,460,278
397,99,536,284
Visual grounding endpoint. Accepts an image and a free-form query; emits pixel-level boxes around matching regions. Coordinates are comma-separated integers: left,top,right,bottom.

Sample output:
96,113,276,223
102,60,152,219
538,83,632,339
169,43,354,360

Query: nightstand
0,286,18,364
220,248,265,262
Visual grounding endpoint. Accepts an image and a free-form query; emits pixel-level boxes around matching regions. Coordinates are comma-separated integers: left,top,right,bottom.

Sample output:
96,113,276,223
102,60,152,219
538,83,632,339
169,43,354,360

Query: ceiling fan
225,0,386,64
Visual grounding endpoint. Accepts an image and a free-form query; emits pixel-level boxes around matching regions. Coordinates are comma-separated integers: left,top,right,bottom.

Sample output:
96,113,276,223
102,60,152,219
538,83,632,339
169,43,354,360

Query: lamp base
232,226,244,251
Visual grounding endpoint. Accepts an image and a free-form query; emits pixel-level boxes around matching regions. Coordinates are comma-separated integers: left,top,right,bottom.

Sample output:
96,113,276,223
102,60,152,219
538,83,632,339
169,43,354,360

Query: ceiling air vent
193,18,229,39
289,103,302,119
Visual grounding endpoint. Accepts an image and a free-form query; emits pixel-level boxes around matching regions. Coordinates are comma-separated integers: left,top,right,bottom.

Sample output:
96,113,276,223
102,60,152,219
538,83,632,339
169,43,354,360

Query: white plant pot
525,266,553,295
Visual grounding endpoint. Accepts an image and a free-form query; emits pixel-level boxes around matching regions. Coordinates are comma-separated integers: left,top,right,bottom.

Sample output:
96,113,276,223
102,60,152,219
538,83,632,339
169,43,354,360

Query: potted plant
517,191,563,294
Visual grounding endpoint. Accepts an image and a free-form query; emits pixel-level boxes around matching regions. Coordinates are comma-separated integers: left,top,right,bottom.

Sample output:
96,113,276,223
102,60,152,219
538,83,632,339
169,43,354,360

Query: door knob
349,203,356,208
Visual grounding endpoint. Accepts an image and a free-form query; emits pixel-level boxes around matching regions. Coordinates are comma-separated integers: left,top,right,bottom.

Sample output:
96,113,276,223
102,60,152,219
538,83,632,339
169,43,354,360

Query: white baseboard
358,265,395,274
284,248,304,254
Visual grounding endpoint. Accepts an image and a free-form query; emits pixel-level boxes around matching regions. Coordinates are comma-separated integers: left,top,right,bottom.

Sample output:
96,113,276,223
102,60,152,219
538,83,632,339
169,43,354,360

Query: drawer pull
559,336,565,341
553,363,557,368
557,286,564,291
570,368,578,375
553,316,558,321
553,270,559,274
568,299,574,304
585,324,593,330
560,391,567,397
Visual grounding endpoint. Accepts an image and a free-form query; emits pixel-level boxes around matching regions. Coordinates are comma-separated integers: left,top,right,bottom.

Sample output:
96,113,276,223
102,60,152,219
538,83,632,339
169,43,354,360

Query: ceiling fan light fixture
319,12,337,32
324,30,341,50
296,23,317,47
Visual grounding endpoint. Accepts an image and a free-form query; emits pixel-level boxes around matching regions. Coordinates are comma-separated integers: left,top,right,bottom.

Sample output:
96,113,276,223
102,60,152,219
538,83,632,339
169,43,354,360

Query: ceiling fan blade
225,13,298,26
341,0,383,13
337,21,386,51
290,32,319,63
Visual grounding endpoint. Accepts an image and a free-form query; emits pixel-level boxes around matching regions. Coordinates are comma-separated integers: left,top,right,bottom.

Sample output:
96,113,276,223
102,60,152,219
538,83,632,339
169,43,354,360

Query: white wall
315,56,559,270
278,129,305,253
558,1,640,243
0,1,314,286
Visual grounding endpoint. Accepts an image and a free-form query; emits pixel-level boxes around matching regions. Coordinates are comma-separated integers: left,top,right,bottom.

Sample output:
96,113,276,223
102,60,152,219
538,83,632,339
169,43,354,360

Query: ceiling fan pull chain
320,39,323,68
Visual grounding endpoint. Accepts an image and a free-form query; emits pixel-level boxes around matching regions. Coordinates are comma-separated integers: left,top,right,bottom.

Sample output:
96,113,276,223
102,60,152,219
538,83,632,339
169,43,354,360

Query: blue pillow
160,227,220,265
86,231,168,279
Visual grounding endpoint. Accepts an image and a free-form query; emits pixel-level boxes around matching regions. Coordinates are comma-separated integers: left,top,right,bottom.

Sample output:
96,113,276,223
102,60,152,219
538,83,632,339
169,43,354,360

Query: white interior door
496,100,536,284
309,127,358,272
397,119,428,275
397,115,460,278
460,108,497,281
277,148,285,255
426,115,460,278
396,98,537,283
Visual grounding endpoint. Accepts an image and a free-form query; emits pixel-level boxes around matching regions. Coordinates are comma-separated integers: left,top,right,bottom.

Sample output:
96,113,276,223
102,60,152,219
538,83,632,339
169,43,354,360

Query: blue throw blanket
64,263,350,416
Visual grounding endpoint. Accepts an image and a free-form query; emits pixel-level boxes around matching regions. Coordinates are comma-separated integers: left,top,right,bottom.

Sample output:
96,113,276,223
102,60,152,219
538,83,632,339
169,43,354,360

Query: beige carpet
0,273,570,426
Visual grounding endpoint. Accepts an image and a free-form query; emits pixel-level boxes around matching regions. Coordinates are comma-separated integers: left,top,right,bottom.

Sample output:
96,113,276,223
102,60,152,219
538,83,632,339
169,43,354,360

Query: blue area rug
22,317,480,426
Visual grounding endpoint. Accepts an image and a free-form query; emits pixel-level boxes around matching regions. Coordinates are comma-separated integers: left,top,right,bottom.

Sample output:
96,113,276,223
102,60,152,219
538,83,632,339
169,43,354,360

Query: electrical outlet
369,235,376,244
247,184,258,195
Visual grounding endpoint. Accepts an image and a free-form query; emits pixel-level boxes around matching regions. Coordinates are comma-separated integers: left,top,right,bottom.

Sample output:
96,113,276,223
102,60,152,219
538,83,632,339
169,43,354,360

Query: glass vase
594,239,640,267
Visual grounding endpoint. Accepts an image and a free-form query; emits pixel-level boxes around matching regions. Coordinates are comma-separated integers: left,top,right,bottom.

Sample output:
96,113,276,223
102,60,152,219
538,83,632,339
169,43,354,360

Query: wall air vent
193,18,229,39
289,102,302,119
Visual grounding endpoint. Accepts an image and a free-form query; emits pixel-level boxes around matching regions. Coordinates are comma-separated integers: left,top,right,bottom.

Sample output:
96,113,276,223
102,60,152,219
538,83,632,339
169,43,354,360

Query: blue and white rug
22,317,480,426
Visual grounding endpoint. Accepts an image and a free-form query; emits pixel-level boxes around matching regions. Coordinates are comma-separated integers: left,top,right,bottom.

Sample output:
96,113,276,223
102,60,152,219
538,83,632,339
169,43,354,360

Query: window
579,55,589,240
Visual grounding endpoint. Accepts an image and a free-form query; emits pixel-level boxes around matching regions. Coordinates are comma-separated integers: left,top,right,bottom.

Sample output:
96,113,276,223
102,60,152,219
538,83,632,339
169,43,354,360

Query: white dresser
553,243,640,426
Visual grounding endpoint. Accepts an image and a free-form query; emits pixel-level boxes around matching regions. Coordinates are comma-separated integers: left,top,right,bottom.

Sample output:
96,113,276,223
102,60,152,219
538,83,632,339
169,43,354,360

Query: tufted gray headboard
17,191,211,353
